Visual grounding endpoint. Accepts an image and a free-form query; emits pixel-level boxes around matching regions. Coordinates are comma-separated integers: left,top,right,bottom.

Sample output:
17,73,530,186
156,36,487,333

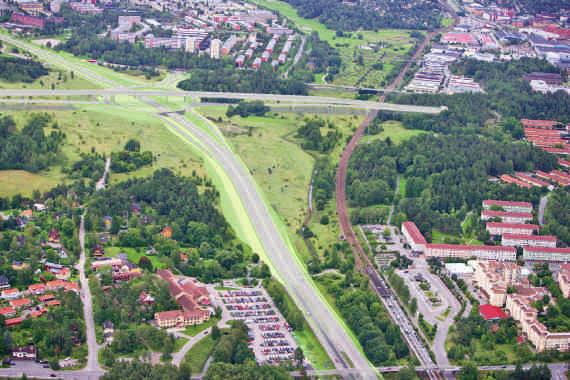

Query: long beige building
472,260,521,306
559,264,570,298
506,287,570,352
425,244,516,261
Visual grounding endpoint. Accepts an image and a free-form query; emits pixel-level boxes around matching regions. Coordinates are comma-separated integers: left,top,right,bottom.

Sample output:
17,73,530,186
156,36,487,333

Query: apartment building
486,222,540,237
425,244,517,261
472,260,521,306
481,210,533,224
401,221,427,253
523,247,570,263
482,200,533,213
501,233,557,248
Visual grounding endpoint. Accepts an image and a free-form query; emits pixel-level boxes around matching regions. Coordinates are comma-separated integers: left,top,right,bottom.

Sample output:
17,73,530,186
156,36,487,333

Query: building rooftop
402,221,427,244
479,304,508,320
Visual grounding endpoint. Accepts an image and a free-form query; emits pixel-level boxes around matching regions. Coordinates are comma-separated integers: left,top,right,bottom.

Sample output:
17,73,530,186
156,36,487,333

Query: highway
152,103,378,378
0,88,444,114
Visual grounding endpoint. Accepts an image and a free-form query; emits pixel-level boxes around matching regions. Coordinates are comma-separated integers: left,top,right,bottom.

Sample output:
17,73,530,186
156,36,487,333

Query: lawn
251,0,420,88
432,230,483,246
184,317,219,337
182,335,216,373
0,104,206,197
105,246,166,269
173,336,189,353
361,120,425,145
0,70,98,90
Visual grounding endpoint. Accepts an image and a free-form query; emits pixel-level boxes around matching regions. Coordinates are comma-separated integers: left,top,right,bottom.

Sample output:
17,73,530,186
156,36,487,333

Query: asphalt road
0,33,118,87
0,88,444,113
154,105,378,378
78,215,104,374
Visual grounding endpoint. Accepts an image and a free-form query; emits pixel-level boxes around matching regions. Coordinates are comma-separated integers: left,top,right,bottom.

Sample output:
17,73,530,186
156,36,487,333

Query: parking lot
216,287,298,365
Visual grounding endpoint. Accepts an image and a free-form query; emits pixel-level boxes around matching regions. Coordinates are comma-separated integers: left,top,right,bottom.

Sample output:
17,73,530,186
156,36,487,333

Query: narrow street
77,214,103,373
95,157,111,191
538,194,549,226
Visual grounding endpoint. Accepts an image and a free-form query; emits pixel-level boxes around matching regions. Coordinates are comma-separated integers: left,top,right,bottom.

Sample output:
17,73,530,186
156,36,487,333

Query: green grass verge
184,317,220,337
182,335,216,373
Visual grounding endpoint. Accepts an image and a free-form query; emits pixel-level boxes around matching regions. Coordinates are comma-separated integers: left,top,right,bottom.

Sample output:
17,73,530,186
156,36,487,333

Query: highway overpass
0,89,445,114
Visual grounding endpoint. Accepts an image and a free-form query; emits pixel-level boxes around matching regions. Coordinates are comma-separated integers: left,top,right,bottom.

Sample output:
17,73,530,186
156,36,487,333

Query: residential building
0,275,10,290
472,260,520,306
19,2,43,16
559,264,570,298
481,210,533,224
401,221,427,253
155,309,209,328
425,244,516,261
10,298,31,309
210,39,222,59
221,35,238,56
0,307,16,318
501,233,557,248
482,200,533,213
506,287,570,352
1,288,21,300
11,345,37,360
486,222,540,236
523,247,570,262
154,270,211,328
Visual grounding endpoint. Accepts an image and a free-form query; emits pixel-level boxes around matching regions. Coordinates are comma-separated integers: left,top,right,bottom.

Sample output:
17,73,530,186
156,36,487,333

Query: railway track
335,7,459,380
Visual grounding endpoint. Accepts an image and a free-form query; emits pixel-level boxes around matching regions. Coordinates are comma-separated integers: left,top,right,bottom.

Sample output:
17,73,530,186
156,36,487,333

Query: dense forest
0,54,49,83
177,67,307,95
347,134,555,238
282,0,442,31
544,188,570,246
0,114,65,172
388,59,570,134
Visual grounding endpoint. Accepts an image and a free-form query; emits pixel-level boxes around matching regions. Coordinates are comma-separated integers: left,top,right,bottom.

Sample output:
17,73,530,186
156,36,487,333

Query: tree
457,362,478,380
211,325,221,341
138,256,153,272
294,347,304,368
124,139,141,152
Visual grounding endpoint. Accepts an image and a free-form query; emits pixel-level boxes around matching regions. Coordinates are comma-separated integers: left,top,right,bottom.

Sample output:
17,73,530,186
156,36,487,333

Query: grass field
184,317,219,337
0,104,205,197
432,230,483,246
182,335,216,373
361,120,425,145
105,247,166,269
0,70,98,90
251,0,420,88
195,106,361,237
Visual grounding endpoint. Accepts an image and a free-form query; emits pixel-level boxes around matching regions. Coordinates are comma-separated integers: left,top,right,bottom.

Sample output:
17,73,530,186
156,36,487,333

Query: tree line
0,54,48,83
281,0,442,31
0,114,65,172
